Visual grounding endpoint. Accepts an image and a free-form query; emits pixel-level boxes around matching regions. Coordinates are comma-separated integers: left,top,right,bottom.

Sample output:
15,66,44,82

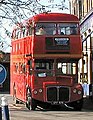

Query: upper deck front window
35,23,79,36
58,23,78,35
35,23,56,35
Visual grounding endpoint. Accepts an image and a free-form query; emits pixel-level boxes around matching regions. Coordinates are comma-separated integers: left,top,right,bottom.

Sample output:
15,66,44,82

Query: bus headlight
77,90,82,95
39,89,43,93
73,89,77,94
33,90,38,94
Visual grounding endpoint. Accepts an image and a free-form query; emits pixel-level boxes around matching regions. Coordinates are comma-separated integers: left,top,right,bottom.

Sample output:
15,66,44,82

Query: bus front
27,13,83,110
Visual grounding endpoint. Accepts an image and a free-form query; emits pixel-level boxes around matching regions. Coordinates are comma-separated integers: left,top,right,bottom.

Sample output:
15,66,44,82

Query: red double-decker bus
10,13,83,110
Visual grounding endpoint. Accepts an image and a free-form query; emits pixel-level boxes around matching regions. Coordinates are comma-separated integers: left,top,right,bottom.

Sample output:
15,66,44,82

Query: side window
16,28,21,39
25,28,28,36
22,26,28,37
14,63,18,73
27,60,32,74
22,63,26,73
22,26,25,37
12,29,16,39
18,29,21,38
28,25,34,35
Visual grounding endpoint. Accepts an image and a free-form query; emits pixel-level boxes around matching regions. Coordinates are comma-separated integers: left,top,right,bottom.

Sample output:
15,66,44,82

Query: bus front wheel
73,99,83,111
26,88,37,110
68,99,83,111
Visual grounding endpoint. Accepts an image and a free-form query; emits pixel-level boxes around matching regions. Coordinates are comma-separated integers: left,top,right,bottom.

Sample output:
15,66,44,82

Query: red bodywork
10,13,83,107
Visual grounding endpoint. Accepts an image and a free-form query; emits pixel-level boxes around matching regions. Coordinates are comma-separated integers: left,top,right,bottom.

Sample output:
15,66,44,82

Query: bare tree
0,0,69,52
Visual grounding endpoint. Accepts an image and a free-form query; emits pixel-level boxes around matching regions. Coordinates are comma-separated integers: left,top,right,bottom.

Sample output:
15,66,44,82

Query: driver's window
56,60,76,75
35,59,54,77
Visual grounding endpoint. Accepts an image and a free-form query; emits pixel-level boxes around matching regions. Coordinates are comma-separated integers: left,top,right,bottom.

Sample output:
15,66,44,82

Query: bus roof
13,13,79,29
28,13,79,23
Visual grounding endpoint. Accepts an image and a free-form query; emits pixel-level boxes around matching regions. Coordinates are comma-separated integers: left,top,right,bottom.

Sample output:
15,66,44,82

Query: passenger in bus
36,26,46,35
70,27,77,35
61,32,64,35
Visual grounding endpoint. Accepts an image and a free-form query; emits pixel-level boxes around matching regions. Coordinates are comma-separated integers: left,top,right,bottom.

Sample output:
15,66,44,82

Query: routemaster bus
10,13,83,110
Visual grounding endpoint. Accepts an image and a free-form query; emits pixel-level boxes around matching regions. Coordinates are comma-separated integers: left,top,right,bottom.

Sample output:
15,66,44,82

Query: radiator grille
47,86,69,102
59,87,69,101
47,87,57,101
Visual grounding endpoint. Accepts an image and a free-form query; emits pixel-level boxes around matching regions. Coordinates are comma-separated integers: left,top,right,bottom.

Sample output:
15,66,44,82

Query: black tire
26,88,37,110
68,99,83,111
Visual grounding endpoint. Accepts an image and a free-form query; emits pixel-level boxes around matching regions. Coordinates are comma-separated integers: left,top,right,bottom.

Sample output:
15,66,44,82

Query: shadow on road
1,93,93,112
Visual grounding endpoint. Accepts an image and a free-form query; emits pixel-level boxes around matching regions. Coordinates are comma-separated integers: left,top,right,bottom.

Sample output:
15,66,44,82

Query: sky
0,0,70,53
39,0,70,13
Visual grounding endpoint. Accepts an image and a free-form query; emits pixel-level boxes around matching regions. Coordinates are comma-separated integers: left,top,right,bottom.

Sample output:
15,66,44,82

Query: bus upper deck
11,13,82,58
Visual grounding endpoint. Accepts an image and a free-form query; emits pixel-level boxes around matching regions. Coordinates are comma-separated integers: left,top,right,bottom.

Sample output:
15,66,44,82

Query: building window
83,4,84,17
91,0,93,8
74,7,76,15
87,0,88,12
79,0,82,19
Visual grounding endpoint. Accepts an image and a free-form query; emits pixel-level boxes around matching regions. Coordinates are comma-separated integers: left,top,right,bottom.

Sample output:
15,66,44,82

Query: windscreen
34,59,54,77
34,59,77,77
